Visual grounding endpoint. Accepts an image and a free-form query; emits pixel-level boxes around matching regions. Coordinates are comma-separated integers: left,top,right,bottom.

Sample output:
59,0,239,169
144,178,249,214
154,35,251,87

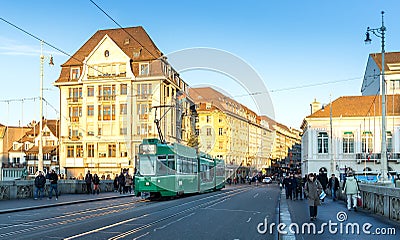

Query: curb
0,194,134,214
279,189,296,240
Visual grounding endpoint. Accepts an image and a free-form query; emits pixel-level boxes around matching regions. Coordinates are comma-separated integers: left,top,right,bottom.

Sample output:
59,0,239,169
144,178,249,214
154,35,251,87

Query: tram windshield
139,155,156,175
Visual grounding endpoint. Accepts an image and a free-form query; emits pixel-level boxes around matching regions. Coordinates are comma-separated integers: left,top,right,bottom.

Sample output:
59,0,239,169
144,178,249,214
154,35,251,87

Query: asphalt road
0,184,280,240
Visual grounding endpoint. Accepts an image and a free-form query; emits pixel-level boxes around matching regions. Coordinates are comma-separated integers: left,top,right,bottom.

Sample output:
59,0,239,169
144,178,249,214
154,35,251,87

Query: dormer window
104,50,110,57
140,63,149,75
71,67,80,80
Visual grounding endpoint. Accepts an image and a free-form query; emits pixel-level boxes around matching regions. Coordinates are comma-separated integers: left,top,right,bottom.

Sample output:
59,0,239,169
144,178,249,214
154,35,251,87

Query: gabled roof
370,52,400,73
306,95,400,119
55,26,163,83
24,119,60,138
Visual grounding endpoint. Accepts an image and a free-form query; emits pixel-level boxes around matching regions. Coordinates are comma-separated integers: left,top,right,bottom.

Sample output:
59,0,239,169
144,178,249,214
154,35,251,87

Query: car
262,177,272,184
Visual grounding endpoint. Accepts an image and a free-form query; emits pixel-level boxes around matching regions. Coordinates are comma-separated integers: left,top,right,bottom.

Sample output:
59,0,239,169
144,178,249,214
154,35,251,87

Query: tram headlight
145,182,150,186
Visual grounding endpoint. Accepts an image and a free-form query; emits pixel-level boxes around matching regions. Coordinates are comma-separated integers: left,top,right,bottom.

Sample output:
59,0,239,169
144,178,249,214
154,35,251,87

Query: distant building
301,95,400,176
54,27,192,178
189,87,274,177
362,52,400,96
0,123,30,180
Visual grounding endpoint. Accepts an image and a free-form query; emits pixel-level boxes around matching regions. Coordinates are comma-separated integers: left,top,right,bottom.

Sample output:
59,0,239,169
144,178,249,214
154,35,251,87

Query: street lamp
38,40,54,173
365,11,388,182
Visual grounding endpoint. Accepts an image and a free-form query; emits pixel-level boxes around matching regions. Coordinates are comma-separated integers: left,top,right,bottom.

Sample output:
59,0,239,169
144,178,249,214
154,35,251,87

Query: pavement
0,191,134,214
279,189,400,239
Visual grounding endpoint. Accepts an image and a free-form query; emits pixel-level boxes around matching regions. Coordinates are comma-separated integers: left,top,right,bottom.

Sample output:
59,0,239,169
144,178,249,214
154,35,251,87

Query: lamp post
38,41,54,173
365,11,388,181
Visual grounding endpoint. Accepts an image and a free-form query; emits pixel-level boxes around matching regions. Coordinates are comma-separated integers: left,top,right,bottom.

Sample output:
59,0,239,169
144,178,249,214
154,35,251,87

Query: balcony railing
356,152,400,164
97,95,116,101
67,97,82,103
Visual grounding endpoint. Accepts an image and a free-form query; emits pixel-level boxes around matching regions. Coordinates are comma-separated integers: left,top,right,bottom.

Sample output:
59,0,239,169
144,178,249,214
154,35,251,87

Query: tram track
64,186,251,240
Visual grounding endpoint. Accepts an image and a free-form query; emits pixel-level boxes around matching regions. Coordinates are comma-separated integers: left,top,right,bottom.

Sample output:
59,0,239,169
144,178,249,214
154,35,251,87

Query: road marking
246,217,251,223
132,232,149,240
202,208,261,214
253,193,259,198
154,212,195,231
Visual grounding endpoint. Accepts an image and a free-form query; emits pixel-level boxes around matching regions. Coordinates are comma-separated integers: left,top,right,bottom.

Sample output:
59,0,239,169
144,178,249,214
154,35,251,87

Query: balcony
70,116,80,122
98,95,116,101
67,97,82,104
356,152,400,164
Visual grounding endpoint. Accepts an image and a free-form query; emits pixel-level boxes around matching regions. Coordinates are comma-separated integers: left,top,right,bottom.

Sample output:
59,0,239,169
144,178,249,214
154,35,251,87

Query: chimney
310,98,321,114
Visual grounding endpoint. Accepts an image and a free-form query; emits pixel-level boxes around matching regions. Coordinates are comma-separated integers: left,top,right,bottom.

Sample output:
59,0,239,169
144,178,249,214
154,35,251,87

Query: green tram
134,138,225,198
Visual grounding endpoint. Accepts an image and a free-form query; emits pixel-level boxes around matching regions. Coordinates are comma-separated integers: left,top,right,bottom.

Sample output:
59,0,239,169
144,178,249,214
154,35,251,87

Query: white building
362,52,400,96
301,95,400,176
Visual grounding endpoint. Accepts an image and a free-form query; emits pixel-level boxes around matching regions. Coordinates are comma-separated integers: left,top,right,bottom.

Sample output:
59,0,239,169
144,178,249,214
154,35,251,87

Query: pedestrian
48,169,59,200
289,174,298,200
125,172,133,194
342,171,359,211
282,175,291,199
327,173,340,201
93,173,100,195
295,174,303,200
113,174,119,192
304,173,323,221
34,171,46,200
118,172,126,194
317,170,328,202
85,170,93,194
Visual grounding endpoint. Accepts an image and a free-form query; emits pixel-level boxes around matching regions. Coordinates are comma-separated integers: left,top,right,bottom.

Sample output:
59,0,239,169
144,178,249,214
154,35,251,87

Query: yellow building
189,87,274,175
54,27,192,178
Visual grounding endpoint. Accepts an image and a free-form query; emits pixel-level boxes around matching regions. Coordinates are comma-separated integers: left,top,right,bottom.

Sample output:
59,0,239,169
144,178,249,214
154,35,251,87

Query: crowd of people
280,169,360,221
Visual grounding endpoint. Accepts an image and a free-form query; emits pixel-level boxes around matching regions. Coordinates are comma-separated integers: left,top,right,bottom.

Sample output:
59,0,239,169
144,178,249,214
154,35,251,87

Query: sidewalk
0,191,134,214
280,190,400,239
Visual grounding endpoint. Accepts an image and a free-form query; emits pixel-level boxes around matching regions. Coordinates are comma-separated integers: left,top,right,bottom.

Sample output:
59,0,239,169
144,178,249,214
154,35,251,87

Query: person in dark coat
327,173,340,201
282,175,291,199
317,171,328,202
304,173,323,221
85,170,93,194
289,174,297,200
92,173,100,195
113,174,119,192
34,171,46,200
118,172,126,194
48,169,59,200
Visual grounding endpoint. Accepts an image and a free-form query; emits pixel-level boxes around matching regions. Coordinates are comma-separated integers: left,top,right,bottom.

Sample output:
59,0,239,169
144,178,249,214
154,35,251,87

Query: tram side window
167,155,175,173
157,155,167,175
193,160,198,174
176,157,182,174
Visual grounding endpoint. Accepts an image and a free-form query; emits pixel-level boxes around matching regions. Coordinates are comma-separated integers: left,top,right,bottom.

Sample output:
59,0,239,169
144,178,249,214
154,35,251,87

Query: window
218,128,223,136
67,146,74,157
361,132,373,153
101,105,115,120
108,144,116,157
87,86,94,97
137,103,151,120
120,103,127,115
71,68,80,80
120,127,127,135
137,83,152,99
69,87,82,101
76,145,83,157
317,132,328,154
140,63,149,75
98,127,102,136
206,116,211,123
343,132,354,153
219,141,223,150
87,144,94,158
206,127,212,136
387,131,392,152
87,105,94,116
120,84,127,95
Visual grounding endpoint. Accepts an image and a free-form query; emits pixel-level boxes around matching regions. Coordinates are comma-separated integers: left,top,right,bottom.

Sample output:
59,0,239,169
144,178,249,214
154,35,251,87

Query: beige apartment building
189,87,274,176
54,27,192,178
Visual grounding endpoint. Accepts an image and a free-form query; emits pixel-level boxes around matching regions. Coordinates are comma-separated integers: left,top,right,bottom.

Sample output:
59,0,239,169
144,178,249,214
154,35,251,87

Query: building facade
189,87,274,176
362,52,400,96
301,95,400,176
54,27,192,178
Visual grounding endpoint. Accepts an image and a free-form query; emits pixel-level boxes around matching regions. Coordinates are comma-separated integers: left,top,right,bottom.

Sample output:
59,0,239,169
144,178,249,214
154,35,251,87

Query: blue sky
1,1,400,128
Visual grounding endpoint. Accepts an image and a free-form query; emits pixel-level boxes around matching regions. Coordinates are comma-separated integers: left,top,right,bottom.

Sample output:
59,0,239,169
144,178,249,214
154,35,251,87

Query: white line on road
132,232,149,240
154,212,195,231
246,217,251,223
253,193,259,198
202,208,261,214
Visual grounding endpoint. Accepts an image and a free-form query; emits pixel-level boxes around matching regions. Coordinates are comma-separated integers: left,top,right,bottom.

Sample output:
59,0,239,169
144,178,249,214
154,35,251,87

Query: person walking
92,173,100,195
125,172,133,194
317,170,328,202
304,173,323,221
48,169,59,200
85,170,93,194
113,174,119,192
34,171,46,200
327,173,340,201
295,174,303,200
282,175,291,199
342,171,359,211
118,172,126,194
